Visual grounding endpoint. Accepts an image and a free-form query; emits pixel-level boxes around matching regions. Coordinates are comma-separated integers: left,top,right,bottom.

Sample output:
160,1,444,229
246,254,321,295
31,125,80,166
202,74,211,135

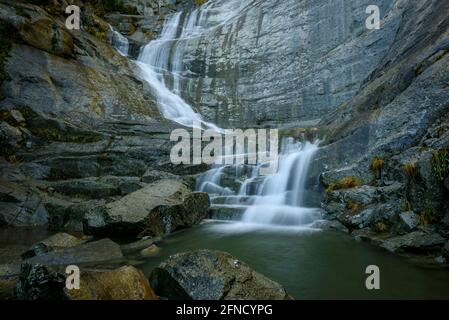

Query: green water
138,221,449,299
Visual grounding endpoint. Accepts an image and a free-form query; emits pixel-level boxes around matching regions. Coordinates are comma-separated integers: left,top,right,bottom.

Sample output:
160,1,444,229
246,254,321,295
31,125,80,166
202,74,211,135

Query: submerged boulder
150,250,291,300
120,237,161,255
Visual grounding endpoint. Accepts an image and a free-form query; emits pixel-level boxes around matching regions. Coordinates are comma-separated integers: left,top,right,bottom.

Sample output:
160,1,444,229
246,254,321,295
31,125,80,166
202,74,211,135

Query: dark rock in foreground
16,264,156,300
16,264,67,300
150,250,291,300
67,266,157,300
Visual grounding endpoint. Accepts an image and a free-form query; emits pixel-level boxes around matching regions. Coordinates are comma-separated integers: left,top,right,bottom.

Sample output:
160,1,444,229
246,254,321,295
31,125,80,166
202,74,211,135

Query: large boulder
84,180,210,237
150,250,291,300
67,266,157,300
16,264,156,300
144,192,210,236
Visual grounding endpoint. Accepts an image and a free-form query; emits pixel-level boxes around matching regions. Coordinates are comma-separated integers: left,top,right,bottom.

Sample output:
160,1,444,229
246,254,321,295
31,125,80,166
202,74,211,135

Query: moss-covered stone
432,148,449,182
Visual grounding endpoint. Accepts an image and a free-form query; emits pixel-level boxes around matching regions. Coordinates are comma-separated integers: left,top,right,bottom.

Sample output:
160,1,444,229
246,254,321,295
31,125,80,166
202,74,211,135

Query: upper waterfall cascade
135,0,251,129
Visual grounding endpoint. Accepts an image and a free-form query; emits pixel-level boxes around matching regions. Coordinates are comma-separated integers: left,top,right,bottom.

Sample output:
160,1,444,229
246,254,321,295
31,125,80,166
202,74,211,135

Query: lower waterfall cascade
197,137,322,231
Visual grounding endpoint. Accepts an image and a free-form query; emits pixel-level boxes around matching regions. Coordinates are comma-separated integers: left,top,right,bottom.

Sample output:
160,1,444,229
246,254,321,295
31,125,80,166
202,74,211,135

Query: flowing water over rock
110,26,129,57
134,0,249,129
197,137,322,232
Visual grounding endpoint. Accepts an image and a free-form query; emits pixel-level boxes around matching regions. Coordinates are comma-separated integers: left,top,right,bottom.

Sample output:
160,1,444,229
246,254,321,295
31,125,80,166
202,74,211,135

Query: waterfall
241,139,321,227
128,1,322,231
135,0,249,130
197,137,322,231
109,26,129,57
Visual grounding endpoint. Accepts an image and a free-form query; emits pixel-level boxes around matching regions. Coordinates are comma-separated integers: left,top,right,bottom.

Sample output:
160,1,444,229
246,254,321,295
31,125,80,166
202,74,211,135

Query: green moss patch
432,147,449,182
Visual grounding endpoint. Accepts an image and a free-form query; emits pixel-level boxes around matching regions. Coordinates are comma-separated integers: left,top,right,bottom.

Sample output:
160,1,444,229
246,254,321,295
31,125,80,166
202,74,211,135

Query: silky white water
241,139,321,228
110,26,129,57
135,0,250,130
197,137,322,231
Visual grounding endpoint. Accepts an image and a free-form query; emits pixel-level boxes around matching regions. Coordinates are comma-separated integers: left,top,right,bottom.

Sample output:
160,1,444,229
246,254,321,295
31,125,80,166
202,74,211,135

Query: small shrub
419,208,434,226
91,0,139,17
0,145,22,164
432,148,449,182
437,127,447,138
370,157,385,179
402,199,413,212
403,163,416,177
370,157,385,171
326,176,362,193
193,0,209,5
346,202,363,214
373,221,388,233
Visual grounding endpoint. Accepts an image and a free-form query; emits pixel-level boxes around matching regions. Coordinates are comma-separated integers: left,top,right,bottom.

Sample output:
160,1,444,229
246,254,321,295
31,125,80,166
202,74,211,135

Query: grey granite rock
150,250,291,300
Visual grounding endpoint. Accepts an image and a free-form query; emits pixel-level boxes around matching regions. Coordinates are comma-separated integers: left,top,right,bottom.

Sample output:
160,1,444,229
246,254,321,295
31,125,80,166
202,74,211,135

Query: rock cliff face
158,0,399,127
317,0,449,260
0,0,209,237
0,1,163,127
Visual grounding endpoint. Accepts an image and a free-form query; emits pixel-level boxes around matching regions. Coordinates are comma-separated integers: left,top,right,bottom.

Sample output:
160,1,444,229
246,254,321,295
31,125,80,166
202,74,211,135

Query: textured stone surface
318,0,449,251
150,250,291,300
166,0,399,127
21,233,88,260
67,266,158,300
16,264,156,300
84,180,210,237
0,1,161,128
25,239,123,265
380,232,446,253
397,212,420,233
